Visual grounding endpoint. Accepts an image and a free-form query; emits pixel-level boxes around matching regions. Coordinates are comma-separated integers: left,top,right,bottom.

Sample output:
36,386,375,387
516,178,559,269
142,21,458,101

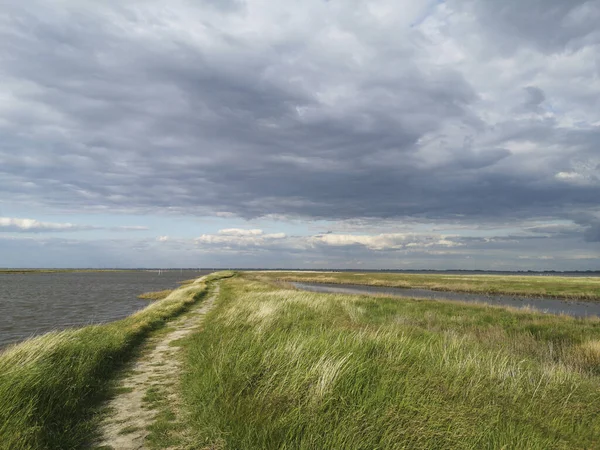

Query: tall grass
254,271,600,300
138,289,174,300
0,271,232,450
181,275,600,449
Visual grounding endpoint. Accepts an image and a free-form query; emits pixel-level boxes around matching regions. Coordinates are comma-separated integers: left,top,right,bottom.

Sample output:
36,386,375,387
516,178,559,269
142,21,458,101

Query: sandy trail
95,282,219,450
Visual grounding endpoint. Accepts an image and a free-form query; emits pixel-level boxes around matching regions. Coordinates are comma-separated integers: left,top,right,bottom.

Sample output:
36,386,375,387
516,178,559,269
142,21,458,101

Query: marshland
3,1,599,448
1,270,600,449
260,271,600,300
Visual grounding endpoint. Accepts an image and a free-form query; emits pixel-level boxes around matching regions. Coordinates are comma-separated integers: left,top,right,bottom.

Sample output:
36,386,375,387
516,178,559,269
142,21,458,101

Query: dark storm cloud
571,213,600,243
584,225,600,243
0,0,598,245
521,86,546,113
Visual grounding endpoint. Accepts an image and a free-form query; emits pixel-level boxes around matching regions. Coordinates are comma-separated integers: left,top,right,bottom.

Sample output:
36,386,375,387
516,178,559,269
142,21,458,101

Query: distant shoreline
1,268,599,276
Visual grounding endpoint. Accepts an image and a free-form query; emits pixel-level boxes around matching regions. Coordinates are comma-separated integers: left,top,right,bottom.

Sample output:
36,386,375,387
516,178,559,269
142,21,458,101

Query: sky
0,0,599,270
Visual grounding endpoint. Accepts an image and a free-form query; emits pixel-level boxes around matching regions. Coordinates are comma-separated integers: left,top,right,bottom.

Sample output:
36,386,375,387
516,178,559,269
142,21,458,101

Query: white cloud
555,169,599,186
196,229,287,247
0,217,149,233
218,228,264,236
0,217,90,232
264,232,286,239
311,233,461,250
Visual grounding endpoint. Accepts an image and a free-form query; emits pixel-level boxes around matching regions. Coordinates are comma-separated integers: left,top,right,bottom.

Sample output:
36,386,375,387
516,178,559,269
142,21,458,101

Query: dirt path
95,282,220,450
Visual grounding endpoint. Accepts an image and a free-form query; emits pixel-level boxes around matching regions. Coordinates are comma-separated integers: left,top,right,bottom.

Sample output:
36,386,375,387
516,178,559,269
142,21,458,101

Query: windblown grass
253,271,600,300
0,271,233,450
180,275,600,449
138,289,174,300
177,278,201,286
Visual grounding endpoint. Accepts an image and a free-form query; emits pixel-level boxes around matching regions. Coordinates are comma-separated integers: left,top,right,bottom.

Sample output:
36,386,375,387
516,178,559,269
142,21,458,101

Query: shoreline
0,271,233,449
253,271,600,301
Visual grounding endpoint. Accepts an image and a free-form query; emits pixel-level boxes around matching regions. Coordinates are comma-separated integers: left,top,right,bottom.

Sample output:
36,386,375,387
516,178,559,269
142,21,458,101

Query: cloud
581,219,600,243
0,217,93,232
0,217,149,233
218,228,264,236
195,229,288,248
311,233,461,251
1,226,594,270
524,223,584,236
193,229,461,253
0,0,598,268
455,0,600,53
521,86,546,113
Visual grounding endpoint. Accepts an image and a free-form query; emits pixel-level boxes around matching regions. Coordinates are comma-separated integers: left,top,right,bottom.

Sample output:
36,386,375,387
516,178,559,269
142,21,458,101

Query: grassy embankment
0,271,233,450
177,274,600,449
137,277,206,300
257,271,600,300
138,289,174,300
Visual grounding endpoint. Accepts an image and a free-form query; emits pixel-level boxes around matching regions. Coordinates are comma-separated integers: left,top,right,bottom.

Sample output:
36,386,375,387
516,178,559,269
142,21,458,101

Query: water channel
293,282,600,318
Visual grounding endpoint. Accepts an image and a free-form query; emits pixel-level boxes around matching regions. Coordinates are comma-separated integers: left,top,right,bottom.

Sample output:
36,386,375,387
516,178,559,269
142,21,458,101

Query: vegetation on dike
255,271,600,300
0,271,232,450
137,289,174,300
179,274,600,449
177,278,201,286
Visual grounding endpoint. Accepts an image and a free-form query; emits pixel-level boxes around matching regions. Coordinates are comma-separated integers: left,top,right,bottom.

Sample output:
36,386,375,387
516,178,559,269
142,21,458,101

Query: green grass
180,275,600,449
0,271,233,450
117,424,141,435
253,271,600,300
146,408,185,449
177,278,201,286
145,388,185,450
137,289,174,300
144,280,225,449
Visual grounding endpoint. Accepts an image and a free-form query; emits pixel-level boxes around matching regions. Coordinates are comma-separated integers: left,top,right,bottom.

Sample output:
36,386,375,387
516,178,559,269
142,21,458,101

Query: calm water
293,282,600,318
0,270,213,348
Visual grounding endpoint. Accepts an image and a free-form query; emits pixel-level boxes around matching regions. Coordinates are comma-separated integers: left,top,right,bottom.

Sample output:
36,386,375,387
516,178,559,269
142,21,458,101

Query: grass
253,271,600,300
179,274,600,449
137,289,174,300
142,387,163,408
147,409,185,449
0,270,233,450
177,278,200,286
144,382,186,449
118,424,141,435
145,280,225,449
